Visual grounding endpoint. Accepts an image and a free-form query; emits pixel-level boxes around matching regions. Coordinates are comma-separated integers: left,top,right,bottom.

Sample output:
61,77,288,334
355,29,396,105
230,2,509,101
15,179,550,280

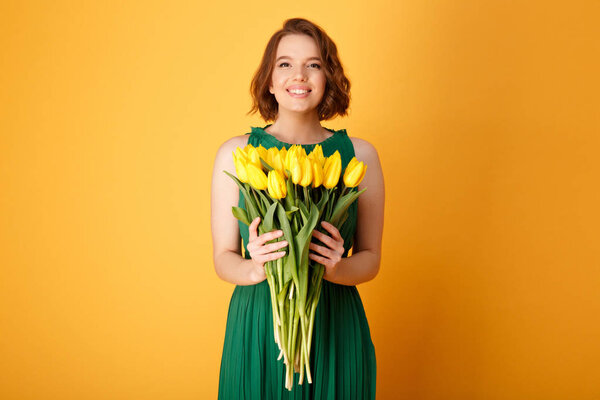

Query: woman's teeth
288,89,310,94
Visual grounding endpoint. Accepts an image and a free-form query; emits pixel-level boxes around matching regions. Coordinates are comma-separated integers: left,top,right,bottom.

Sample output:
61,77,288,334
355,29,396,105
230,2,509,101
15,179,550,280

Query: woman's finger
309,242,336,259
253,239,288,255
311,229,335,248
312,229,344,251
320,221,343,241
252,250,287,264
248,217,260,241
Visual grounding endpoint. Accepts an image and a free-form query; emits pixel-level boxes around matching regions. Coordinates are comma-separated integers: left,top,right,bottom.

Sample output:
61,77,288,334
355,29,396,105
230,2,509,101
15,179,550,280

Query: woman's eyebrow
275,56,322,62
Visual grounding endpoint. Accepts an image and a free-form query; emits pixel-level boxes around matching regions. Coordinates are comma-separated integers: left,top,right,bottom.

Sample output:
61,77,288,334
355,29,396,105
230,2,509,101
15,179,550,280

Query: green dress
218,124,377,400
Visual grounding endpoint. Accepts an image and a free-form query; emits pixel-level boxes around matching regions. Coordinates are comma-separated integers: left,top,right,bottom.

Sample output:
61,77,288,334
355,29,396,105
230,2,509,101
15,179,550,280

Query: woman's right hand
247,216,288,283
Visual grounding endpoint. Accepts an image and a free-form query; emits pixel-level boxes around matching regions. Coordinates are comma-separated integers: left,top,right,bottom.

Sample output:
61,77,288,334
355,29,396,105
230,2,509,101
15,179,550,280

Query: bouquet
224,142,367,390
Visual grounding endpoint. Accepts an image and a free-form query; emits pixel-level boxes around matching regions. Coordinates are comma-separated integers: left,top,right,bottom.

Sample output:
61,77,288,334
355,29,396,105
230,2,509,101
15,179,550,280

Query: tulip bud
299,156,313,187
343,156,367,188
309,144,326,167
311,157,323,188
246,163,268,190
267,169,287,199
235,147,248,162
269,148,285,174
256,145,268,165
246,146,262,170
290,154,303,185
233,151,249,183
323,151,342,189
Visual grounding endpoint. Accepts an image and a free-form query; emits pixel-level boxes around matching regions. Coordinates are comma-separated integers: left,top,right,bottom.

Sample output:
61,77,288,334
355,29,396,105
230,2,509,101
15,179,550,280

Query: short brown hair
247,18,351,122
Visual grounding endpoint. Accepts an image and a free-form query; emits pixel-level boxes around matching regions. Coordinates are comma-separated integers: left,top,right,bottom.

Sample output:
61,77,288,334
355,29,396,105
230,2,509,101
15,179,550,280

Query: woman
211,17,385,399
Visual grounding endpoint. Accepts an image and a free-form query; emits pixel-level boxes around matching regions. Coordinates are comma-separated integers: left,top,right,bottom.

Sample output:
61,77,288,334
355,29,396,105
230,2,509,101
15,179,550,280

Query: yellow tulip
246,163,268,190
299,146,307,159
232,151,249,183
299,156,313,187
267,169,287,199
309,144,326,167
256,144,268,165
266,147,278,166
323,151,342,188
285,145,302,179
311,157,323,188
279,146,287,161
267,147,285,174
290,153,303,185
343,156,368,188
235,147,248,162
246,146,263,170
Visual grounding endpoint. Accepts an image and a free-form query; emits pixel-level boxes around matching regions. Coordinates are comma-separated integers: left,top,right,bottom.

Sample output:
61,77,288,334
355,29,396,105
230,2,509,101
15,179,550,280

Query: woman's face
269,34,326,116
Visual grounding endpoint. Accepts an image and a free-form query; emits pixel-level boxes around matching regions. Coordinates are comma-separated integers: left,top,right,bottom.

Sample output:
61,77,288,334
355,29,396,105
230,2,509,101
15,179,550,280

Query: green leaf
259,157,274,172
285,206,299,220
277,280,291,304
284,177,295,209
297,201,309,225
277,203,298,289
329,187,367,226
231,206,251,226
316,188,329,219
262,201,278,232
223,171,261,222
293,202,320,318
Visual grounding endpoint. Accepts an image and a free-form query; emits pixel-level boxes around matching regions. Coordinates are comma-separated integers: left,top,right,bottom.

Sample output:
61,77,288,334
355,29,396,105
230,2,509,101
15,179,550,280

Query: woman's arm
210,136,265,285
313,138,385,286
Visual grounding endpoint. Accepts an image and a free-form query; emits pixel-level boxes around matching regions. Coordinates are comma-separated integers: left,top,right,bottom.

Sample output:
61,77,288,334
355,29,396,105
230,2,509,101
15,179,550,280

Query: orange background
1,1,599,399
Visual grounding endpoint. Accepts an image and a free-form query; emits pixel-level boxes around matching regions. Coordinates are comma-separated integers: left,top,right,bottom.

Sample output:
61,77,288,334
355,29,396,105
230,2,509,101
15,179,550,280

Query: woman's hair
247,18,351,122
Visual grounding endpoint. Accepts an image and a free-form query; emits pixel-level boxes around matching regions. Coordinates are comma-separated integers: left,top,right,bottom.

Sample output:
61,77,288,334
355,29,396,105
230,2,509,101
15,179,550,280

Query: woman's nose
293,67,308,80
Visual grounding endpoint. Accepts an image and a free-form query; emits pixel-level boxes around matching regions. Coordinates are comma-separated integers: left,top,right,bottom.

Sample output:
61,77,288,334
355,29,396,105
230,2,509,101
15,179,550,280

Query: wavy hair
247,18,351,122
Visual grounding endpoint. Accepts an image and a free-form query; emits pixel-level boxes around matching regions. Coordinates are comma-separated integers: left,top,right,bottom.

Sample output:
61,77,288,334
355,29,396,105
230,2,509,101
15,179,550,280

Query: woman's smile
287,88,311,98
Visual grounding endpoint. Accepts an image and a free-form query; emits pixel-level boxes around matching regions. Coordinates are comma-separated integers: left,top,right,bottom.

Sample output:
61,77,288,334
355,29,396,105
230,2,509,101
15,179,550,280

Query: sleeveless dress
218,124,377,400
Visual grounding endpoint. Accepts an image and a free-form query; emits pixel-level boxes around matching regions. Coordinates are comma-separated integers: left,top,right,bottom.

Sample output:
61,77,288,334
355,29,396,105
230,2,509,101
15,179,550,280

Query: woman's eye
278,62,321,69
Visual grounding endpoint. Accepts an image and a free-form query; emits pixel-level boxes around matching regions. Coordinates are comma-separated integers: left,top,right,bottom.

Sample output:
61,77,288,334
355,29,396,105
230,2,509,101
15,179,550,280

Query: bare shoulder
349,136,379,162
217,134,249,155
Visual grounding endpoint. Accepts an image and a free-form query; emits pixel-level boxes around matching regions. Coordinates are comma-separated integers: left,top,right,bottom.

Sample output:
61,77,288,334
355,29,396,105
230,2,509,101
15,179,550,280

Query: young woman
211,17,385,399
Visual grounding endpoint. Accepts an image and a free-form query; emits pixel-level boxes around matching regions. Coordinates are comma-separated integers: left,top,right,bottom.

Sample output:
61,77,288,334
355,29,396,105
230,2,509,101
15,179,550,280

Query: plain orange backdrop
1,1,599,399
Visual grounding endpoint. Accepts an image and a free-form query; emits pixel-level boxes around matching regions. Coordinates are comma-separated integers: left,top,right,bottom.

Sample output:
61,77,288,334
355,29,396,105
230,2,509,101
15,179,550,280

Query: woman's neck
265,112,330,144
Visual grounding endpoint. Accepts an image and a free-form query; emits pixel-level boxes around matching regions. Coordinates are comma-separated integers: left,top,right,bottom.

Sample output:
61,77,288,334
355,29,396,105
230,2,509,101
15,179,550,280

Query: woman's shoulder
348,135,378,161
217,134,249,153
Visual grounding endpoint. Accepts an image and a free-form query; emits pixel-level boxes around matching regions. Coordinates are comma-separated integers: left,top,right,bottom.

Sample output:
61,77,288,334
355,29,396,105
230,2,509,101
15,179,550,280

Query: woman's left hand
309,221,344,280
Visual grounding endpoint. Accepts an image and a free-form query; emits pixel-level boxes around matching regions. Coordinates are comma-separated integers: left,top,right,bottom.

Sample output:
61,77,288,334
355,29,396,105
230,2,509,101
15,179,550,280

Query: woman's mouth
287,89,311,98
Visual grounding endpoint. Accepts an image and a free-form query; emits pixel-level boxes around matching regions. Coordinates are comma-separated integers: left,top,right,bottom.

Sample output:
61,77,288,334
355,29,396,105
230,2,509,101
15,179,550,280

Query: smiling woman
211,17,383,400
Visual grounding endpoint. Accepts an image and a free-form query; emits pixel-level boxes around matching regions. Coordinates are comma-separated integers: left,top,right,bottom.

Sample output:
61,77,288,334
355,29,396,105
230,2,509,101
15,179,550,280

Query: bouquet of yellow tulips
224,142,367,390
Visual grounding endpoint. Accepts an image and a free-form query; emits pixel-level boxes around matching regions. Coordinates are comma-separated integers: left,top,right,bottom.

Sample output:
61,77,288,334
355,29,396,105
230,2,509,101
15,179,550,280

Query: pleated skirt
218,279,376,400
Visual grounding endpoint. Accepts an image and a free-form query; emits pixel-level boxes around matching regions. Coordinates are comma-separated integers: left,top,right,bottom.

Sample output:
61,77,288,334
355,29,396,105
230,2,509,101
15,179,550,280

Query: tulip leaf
316,189,330,218
277,202,298,288
231,206,251,227
222,171,261,222
298,201,309,225
293,202,320,318
284,178,295,209
259,158,275,172
329,187,367,226
285,206,299,220
277,279,291,304
262,201,278,233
